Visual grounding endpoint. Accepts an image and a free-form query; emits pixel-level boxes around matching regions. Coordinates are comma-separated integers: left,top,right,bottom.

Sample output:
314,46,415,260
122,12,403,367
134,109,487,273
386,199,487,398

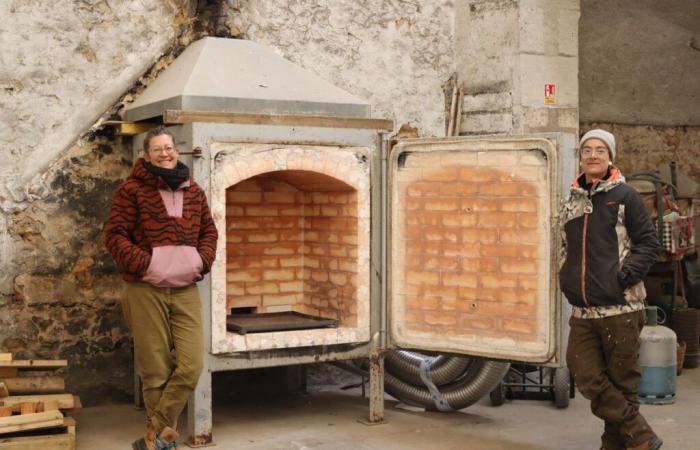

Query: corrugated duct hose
360,351,510,411
384,351,510,411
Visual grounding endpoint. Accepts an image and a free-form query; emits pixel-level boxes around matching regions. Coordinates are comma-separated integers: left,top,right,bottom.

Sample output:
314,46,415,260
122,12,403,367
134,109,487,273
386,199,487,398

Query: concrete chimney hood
124,37,370,122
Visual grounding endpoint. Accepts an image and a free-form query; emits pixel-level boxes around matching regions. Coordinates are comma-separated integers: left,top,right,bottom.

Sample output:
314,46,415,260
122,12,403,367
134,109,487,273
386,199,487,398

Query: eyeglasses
580,147,608,157
148,145,176,154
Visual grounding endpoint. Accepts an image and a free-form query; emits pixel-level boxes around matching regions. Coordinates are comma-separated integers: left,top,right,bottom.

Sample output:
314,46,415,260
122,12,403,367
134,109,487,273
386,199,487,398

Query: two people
560,129,663,450
106,125,662,450
105,126,218,450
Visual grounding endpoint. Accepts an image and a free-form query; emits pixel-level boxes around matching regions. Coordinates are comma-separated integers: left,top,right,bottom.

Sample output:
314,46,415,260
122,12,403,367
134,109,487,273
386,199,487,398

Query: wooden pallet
0,417,75,450
0,354,78,450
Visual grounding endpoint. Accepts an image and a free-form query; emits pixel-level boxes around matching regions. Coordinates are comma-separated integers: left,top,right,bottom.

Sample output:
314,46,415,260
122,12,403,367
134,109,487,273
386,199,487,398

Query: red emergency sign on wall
544,84,556,105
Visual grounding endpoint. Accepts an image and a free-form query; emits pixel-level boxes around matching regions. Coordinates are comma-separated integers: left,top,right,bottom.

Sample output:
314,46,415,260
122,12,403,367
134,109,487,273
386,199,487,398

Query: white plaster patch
0,0,186,207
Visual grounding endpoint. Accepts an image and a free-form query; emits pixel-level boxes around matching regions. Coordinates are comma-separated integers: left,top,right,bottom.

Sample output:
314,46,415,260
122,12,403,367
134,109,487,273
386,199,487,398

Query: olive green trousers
121,282,204,433
567,311,656,449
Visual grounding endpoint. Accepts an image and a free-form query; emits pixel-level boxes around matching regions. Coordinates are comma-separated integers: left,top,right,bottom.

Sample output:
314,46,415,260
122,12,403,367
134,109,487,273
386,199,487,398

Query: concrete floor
75,366,700,450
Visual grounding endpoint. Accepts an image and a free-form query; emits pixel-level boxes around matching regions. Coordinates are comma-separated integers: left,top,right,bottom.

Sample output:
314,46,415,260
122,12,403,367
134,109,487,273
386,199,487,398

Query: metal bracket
179,147,203,158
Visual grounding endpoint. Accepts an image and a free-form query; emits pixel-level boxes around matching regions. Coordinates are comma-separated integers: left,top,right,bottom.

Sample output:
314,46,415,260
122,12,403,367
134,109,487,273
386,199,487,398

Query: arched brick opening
225,170,359,327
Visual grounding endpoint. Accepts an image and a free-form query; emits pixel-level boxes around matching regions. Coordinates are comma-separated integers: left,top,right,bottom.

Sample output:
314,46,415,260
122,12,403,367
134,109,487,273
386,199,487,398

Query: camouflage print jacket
559,166,661,319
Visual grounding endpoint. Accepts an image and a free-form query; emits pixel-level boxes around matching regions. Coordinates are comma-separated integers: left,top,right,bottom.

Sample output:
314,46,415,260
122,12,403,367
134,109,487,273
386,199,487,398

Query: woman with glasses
559,129,662,450
105,126,218,450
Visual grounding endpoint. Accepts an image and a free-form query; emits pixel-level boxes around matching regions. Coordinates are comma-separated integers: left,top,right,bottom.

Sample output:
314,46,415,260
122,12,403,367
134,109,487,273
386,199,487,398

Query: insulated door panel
388,137,558,362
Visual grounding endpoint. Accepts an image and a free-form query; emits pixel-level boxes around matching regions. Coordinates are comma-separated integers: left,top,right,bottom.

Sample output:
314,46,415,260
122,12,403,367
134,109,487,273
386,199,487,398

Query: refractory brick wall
392,146,551,356
225,171,358,327
302,191,358,327
225,177,305,313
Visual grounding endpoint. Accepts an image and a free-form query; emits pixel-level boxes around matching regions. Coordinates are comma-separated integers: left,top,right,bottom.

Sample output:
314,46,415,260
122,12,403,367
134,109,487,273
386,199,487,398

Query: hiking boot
132,421,158,450
600,443,627,450
626,436,663,450
154,426,179,450
154,439,177,450
132,437,156,450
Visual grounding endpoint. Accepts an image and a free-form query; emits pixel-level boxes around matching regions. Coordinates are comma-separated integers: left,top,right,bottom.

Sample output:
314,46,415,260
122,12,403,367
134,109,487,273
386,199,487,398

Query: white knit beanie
579,129,616,161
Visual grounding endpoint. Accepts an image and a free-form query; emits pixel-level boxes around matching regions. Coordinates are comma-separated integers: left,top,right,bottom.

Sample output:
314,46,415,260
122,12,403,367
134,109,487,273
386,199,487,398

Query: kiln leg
186,368,214,447
366,351,385,424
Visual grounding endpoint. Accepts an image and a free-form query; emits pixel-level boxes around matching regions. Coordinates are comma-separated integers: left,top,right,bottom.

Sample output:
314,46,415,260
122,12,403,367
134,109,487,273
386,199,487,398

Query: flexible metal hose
383,350,510,410
385,351,470,386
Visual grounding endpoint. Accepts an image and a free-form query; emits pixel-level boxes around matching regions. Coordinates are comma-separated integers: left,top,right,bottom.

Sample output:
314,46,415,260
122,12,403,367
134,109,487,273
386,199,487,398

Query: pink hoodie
141,181,204,288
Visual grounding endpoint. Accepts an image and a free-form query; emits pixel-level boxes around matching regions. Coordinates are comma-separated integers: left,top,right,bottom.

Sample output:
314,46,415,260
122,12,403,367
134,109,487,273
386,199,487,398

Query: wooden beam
0,432,74,450
0,410,64,435
0,370,17,378
101,120,159,136
119,122,159,136
0,355,11,362
1,394,74,412
0,360,67,370
2,377,65,395
163,109,394,131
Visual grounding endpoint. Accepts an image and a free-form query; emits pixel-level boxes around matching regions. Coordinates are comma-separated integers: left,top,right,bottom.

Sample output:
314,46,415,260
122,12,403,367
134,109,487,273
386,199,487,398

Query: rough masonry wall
231,0,456,136
580,0,700,126
1,136,134,403
579,2,700,185
0,0,192,208
456,0,580,136
581,123,700,184
0,0,195,403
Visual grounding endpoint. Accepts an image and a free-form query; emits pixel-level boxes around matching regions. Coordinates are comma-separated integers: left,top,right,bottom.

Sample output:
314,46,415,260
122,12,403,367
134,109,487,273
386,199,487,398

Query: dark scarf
145,161,190,191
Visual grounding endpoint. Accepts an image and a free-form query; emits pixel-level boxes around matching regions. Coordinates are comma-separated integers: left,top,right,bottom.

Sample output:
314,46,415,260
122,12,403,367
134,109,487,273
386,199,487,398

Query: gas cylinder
639,306,677,404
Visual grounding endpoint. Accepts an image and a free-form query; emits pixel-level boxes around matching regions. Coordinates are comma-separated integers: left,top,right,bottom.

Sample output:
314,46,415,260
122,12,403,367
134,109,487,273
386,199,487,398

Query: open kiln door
387,137,559,363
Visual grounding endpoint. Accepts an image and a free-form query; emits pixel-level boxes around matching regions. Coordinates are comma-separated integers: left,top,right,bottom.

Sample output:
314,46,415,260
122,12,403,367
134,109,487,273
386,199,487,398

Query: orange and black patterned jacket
104,158,218,283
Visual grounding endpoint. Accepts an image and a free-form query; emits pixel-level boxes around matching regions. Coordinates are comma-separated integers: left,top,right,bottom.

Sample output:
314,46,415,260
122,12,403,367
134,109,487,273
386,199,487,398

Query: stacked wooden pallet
0,353,79,450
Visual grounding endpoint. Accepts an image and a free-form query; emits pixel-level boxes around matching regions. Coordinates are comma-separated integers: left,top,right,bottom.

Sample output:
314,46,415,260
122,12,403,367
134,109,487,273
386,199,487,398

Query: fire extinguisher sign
544,83,556,105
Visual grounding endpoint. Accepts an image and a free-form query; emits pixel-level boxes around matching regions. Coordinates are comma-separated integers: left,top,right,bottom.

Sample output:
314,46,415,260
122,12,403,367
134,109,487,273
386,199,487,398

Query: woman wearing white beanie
559,129,663,450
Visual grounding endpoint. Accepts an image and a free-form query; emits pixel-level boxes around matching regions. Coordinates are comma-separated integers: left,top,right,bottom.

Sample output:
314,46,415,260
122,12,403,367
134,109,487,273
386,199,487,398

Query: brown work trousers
567,310,656,449
121,282,204,433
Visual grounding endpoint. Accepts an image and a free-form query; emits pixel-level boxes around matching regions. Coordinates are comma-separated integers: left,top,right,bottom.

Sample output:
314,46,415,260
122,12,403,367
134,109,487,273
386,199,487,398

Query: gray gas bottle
639,306,677,404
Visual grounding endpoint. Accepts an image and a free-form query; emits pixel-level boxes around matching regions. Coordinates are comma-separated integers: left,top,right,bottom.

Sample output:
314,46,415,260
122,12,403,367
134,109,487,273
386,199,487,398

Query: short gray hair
143,126,175,152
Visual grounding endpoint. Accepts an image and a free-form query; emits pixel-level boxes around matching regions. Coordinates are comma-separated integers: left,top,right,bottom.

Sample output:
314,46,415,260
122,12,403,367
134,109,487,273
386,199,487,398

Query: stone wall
2,0,456,401
231,0,456,136
456,0,580,136
0,0,199,403
580,0,700,126
0,135,134,403
0,0,193,208
581,123,700,184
